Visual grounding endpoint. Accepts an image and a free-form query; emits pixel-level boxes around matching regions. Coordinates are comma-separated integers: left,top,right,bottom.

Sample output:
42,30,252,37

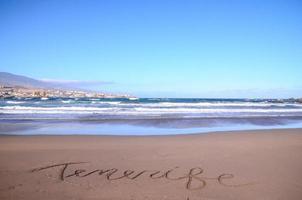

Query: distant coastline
0,85,131,98
0,72,132,98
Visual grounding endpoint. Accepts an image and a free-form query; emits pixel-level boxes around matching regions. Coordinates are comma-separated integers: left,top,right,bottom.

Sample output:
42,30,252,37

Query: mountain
0,72,55,89
0,72,88,91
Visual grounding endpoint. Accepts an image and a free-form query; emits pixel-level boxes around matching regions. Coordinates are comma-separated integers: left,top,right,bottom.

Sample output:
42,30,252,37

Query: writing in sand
31,162,251,191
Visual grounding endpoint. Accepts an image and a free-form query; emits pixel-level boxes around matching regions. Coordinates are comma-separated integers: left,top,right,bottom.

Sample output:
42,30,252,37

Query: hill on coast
0,72,55,89
0,72,131,98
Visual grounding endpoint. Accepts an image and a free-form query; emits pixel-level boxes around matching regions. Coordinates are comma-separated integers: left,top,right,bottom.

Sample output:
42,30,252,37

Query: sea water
1,97,302,135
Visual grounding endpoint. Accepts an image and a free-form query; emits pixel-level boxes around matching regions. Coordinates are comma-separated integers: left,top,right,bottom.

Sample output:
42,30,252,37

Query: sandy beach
0,129,302,200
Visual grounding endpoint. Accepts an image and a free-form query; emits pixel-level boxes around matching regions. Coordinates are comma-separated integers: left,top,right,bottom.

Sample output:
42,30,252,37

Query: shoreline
1,116,302,136
1,127,302,137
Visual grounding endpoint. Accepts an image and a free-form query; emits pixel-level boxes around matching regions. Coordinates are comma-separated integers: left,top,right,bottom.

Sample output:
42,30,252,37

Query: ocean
1,97,302,135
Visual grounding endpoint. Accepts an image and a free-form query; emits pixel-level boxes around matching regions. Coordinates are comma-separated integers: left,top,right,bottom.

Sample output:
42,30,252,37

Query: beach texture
0,129,302,200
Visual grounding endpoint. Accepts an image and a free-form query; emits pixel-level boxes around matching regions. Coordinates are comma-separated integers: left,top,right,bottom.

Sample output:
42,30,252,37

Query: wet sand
0,128,302,200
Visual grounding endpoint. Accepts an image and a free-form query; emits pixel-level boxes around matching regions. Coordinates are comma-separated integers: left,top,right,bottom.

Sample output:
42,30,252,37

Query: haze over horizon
0,0,301,98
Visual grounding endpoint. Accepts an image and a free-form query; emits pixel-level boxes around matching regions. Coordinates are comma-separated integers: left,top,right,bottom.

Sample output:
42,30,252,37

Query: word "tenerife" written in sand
32,162,251,191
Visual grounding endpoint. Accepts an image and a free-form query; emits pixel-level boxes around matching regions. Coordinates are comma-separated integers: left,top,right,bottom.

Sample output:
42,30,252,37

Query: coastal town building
0,85,130,98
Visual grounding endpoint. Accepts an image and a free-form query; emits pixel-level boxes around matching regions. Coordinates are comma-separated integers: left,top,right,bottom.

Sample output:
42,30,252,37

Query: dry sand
0,128,302,200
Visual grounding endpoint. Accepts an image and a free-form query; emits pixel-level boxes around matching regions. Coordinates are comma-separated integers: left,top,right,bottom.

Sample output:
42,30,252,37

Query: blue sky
0,0,301,98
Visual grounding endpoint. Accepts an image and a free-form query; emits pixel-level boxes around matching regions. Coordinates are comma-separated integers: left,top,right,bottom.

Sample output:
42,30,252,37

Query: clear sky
0,0,301,98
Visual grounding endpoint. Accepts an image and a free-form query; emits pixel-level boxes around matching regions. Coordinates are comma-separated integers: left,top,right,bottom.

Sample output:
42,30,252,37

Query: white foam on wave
133,107,302,113
6,101,26,105
88,101,121,105
1,105,302,116
155,102,302,107
0,106,115,114
105,101,121,105
61,100,73,103
109,102,302,108
1,106,113,111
